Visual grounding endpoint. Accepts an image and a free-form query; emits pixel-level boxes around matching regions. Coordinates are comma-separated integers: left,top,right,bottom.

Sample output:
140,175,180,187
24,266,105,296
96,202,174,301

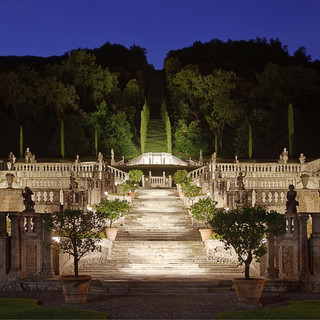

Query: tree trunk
244,251,253,280
74,256,79,277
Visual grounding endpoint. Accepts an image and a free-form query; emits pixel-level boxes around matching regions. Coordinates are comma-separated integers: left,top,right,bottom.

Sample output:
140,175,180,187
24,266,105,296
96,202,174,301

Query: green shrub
190,197,219,228
173,169,189,185
95,198,130,228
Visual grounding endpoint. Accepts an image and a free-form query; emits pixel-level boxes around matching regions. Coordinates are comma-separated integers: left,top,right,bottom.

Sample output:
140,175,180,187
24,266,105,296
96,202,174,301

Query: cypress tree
94,128,98,157
61,119,65,159
215,135,218,155
288,103,294,157
20,125,23,158
248,123,252,159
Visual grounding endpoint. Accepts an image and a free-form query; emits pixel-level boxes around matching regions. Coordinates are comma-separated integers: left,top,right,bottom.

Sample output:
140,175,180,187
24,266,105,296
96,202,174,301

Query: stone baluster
8,213,22,280
41,215,54,278
310,213,320,277
299,213,310,280
0,213,8,278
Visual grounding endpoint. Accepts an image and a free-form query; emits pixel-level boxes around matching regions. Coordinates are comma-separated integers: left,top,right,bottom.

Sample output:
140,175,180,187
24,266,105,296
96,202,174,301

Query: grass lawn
0,298,109,319
216,300,320,319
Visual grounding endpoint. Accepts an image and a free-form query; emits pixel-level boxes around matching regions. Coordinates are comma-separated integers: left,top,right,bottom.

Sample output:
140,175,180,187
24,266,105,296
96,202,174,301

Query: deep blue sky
0,0,319,69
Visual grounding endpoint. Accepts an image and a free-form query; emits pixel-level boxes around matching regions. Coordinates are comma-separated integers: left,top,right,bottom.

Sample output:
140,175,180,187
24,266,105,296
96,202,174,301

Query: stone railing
13,161,104,173
127,152,187,166
107,165,129,183
142,172,172,188
187,166,209,179
254,189,286,208
216,163,301,177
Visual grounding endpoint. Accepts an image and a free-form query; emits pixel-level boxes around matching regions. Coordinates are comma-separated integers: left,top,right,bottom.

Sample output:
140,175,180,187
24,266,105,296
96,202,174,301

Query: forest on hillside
0,43,152,159
164,38,320,159
0,38,319,160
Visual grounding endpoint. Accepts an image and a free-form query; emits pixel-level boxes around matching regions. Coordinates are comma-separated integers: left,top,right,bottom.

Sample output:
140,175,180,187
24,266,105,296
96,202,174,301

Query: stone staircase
80,188,243,293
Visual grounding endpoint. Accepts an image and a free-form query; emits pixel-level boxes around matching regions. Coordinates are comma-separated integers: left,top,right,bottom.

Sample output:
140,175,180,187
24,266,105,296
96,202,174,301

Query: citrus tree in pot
210,206,286,308
43,208,103,303
173,169,190,199
122,169,143,199
95,198,130,241
182,182,200,207
190,197,218,240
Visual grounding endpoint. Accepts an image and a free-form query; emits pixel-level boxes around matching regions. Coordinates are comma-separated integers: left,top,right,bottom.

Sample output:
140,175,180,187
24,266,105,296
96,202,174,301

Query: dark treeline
0,42,153,159
164,38,320,159
1,38,319,161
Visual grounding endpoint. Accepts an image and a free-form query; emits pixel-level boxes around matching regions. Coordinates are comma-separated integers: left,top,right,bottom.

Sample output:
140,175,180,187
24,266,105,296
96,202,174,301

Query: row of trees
0,44,152,159
164,39,320,159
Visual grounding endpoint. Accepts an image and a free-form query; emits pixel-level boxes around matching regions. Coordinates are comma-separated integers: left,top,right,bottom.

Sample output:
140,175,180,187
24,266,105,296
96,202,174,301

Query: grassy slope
144,119,167,153
216,300,320,319
0,298,109,319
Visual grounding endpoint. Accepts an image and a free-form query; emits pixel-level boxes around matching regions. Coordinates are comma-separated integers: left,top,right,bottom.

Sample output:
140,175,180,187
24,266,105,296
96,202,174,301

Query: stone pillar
0,213,8,278
41,220,54,278
267,236,278,278
311,212,320,276
299,213,310,280
278,212,300,280
8,213,22,281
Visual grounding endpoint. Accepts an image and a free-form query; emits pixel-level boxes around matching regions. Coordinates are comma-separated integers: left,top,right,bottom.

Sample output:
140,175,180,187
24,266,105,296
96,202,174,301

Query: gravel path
0,290,320,319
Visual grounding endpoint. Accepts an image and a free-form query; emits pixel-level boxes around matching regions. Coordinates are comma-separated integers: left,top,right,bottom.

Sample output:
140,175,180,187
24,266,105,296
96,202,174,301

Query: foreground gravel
0,290,320,319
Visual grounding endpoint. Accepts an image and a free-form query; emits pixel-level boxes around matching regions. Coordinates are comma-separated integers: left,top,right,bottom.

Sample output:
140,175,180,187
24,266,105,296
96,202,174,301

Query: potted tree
173,169,189,199
43,209,103,304
190,197,218,240
182,182,201,207
211,206,286,308
123,169,143,199
95,198,130,240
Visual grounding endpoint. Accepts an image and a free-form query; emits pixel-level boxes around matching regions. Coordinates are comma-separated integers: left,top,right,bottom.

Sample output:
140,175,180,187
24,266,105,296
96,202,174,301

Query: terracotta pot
59,275,92,303
199,228,212,240
233,278,266,308
104,227,119,241
128,192,136,199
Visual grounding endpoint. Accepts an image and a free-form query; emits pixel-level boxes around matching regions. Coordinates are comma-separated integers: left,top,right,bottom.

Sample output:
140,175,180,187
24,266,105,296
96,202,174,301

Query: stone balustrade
142,172,172,188
107,165,129,182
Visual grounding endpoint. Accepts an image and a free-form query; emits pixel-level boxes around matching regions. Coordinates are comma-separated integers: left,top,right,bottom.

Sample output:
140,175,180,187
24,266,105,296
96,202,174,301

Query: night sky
0,0,319,69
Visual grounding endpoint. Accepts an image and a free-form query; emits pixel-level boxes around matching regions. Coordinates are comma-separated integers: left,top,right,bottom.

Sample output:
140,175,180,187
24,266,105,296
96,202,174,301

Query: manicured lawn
216,300,320,319
0,298,109,319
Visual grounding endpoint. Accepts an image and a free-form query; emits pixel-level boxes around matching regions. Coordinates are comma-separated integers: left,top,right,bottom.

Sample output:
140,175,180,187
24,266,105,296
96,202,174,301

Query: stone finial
24,147,33,163
75,154,80,164
278,148,289,164
299,153,306,164
234,155,239,164
98,152,103,163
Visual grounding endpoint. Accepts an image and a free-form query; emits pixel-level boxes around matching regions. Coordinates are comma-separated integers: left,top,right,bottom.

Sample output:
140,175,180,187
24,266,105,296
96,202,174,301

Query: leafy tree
173,119,208,156
211,206,286,279
173,169,189,185
182,182,200,206
199,69,245,151
288,103,294,157
95,199,130,228
190,197,218,228
128,169,143,184
43,209,103,277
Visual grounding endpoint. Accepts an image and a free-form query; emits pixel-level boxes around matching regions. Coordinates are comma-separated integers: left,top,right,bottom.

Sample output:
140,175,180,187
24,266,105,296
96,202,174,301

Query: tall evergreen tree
288,103,294,157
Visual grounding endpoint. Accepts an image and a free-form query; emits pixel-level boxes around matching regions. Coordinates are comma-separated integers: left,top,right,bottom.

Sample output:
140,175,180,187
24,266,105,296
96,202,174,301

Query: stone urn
59,275,92,303
300,174,309,189
233,278,266,308
104,227,119,241
199,228,213,241
5,173,15,188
